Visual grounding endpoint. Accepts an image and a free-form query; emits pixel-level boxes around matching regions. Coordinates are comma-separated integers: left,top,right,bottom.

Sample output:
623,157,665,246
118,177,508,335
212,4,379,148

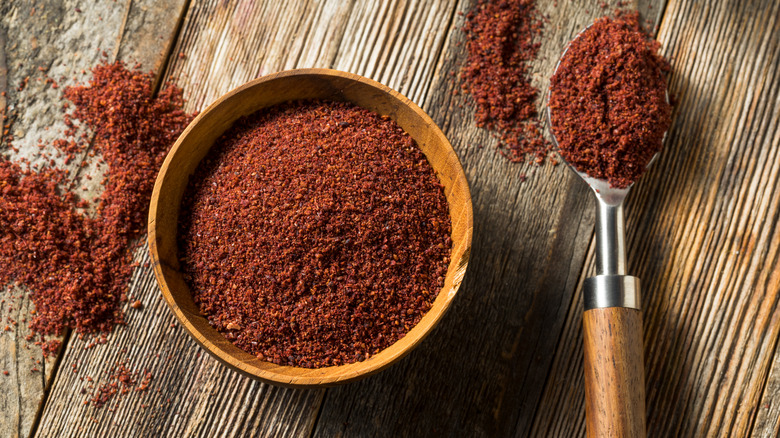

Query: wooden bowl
148,69,473,387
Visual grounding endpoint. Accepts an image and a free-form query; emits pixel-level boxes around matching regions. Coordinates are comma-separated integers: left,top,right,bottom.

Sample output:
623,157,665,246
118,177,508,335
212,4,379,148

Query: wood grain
164,0,455,111
532,0,780,436
754,346,780,437
0,1,183,436
583,307,645,438
0,25,7,134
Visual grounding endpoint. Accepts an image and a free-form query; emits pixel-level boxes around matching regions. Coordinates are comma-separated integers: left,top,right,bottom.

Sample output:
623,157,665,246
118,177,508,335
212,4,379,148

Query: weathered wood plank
37,0,464,436
310,1,665,437
755,341,780,437
163,0,454,111
24,0,199,435
0,1,181,436
532,0,780,436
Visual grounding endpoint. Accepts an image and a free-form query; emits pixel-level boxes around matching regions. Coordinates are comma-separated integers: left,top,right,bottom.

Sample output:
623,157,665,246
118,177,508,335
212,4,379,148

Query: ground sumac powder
0,61,194,348
85,359,152,408
460,0,550,164
548,13,672,188
178,100,452,368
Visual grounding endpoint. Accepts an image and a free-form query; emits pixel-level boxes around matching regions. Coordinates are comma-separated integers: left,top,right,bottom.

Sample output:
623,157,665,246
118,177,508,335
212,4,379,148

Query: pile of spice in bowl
149,70,472,385
178,100,452,368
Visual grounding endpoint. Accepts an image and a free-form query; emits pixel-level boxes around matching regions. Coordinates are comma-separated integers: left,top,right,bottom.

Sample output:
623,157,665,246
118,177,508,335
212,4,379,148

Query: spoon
547,29,667,438
554,143,647,438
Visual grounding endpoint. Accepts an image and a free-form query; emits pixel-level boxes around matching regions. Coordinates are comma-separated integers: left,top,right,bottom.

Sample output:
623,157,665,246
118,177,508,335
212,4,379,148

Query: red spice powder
548,13,672,188
0,61,194,345
178,100,452,368
460,0,550,164
86,360,152,408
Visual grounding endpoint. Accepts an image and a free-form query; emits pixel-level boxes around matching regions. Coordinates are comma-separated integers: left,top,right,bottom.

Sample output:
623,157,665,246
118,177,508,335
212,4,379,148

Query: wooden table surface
1,0,778,437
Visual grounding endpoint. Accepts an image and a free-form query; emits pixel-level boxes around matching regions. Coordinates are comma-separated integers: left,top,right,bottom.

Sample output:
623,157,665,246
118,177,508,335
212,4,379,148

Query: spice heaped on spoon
549,13,671,188
547,13,672,438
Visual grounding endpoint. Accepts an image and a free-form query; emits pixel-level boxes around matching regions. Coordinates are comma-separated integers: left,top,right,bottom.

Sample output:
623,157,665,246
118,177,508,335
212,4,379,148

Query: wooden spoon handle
583,307,646,438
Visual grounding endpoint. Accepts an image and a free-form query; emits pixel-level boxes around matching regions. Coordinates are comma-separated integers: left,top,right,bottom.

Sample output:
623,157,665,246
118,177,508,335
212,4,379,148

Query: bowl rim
148,68,473,387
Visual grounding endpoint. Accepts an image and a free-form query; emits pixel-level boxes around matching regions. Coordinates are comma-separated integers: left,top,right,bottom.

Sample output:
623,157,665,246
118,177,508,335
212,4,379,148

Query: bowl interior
148,69,472,387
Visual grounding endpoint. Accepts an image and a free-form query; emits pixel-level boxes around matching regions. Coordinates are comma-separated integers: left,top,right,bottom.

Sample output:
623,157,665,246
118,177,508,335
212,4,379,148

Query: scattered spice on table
548,13,672,188
460,0,551,164
179,100,452,368
85,360,153,408
0,61,195,352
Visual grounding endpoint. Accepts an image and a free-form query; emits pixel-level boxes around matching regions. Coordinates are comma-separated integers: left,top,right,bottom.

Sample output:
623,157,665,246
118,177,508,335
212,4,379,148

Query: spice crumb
86,360,151,408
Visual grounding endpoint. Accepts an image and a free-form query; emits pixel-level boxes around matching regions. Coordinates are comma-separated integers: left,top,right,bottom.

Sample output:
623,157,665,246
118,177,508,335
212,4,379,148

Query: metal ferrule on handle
584,275,641,310
586,199,642,311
